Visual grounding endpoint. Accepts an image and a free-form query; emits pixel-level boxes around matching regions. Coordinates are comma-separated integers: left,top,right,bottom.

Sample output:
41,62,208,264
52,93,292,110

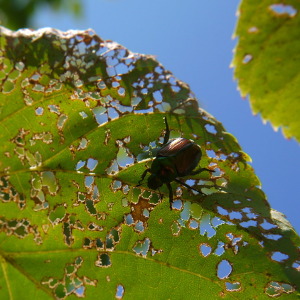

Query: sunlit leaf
0,27,299,299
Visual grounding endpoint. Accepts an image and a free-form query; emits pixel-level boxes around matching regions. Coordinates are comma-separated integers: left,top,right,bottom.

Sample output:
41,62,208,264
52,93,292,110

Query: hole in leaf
116,284,125,299
75,286,85,297
153,90,162,103
269,4,297,17
217,259,232,279
239,220,257,228
171,221,181,236
229,211,243,220
96,238,104,249
48,104,60,114
188,219,198,230
142,208,149,218
217,206,228,216
76,160,86,170
95,253,111,268
116,143,134,168
84,176,94,188
42,257,96,298
270,251,289,263
199,243,212,257
85,199,97,216
106,159,119,175
226,282,241,292
107,107,119,120
200,214,216,238
205,124,217,134
57,114,68,130
265,281,295,297
206,149,216,158
79,111,88,119
259,219,277,230
83,237,92,248
111,180,122,192
211,217,225,228
179,201,191,221
133,238,150,257
49,205,66,225
248,26,259,33
125,214,134,225
292,260,300,271
41,171,58,194
135,221,145,233
87,158,98,171
242,54,252,64
92,106,108,125
262,234,282,241
35,107,44,115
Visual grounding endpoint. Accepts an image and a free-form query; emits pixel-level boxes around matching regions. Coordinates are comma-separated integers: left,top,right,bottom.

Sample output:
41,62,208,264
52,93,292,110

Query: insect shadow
137,117,213,209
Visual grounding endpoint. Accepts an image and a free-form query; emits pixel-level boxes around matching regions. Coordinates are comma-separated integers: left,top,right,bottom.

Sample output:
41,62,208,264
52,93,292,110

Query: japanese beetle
138,117,212,209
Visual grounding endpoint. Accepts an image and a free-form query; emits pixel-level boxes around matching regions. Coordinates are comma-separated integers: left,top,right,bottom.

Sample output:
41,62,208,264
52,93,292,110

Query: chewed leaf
0,27,299,299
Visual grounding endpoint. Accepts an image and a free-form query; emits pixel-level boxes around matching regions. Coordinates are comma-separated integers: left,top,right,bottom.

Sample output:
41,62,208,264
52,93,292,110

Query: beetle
138,117,212,209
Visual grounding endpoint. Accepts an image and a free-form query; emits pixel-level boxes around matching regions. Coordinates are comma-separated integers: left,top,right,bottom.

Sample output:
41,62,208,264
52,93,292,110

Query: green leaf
233,1,300,142
0,27,299,299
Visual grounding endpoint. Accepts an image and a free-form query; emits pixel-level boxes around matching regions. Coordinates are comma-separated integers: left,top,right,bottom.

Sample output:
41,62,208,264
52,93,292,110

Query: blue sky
33,0,299,233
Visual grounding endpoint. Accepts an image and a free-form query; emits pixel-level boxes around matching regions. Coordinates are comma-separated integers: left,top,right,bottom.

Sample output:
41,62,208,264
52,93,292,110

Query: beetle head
147,174,163,190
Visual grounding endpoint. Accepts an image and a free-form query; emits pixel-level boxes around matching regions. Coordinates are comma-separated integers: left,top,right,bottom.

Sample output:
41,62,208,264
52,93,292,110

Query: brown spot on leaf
130,197,154,223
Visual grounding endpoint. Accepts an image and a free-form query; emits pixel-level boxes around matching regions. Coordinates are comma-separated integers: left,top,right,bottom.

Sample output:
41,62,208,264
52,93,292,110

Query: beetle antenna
163,117,170,144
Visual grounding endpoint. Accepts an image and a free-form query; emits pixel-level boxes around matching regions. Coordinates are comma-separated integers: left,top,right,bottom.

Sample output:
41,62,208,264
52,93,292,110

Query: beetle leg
163,117,170,144
166,182,173,210
190,167,214,176
174,179,204,195
137,168,150,186
158,188,164,201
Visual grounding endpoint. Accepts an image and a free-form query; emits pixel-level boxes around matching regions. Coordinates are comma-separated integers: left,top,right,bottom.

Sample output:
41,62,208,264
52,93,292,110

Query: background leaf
233,0,300,142
0,27,300,299
0,0,82,30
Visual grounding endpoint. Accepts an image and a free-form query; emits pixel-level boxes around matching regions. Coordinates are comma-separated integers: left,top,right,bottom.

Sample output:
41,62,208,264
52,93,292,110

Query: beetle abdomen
175,143,201,176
